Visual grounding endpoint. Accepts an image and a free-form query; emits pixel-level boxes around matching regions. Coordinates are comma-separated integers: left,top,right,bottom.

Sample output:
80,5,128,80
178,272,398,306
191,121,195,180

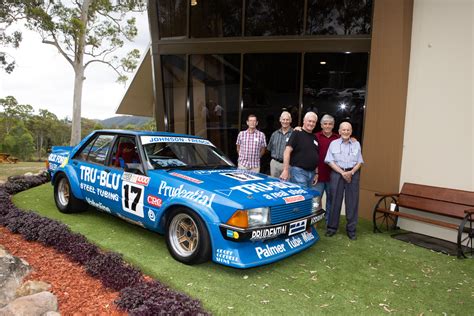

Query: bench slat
376,208,460,230
398,195,470,219
401,183,474,206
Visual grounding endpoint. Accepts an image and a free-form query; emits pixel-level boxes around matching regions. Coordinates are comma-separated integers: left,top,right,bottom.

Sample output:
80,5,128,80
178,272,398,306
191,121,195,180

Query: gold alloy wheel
169,213,199,257
57,177,70,207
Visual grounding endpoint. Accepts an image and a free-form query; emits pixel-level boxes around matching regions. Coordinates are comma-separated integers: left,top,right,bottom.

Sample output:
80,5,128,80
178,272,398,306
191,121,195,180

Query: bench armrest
374,192,400,198
465,208,474,215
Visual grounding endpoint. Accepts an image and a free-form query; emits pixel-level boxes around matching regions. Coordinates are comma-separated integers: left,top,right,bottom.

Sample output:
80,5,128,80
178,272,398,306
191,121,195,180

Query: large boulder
0,291,58,316
16,280,52,298
0,246,31,307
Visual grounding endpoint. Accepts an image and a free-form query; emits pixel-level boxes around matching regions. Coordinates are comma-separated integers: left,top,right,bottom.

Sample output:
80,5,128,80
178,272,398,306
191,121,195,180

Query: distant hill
100,116,152,128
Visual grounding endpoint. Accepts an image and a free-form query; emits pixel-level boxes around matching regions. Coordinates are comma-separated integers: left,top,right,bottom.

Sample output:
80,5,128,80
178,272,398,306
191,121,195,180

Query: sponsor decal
122,182,145,217
60,157,68,167
230,181,301,195
301,231,315,242
48,153,67,164
251,225,287,240
80,166,120,190
310,213,325,225
226,229,239,239
169,172,203,184
148,209,156,222
283,195,305,204
220,172,263,182
255,244,286,259
147,195,162,208
141,136,214,147
255,232,313,260
158,181,215,208
122,172,150,186
215,249,239,265
85,197,111,213
285,235,304,248
194,169,236,175
288,219,307,236
263,190,290,200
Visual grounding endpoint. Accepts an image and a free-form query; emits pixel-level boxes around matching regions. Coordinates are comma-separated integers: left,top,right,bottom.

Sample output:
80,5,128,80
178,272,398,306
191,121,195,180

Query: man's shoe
325,231,336,237
347,235,357,240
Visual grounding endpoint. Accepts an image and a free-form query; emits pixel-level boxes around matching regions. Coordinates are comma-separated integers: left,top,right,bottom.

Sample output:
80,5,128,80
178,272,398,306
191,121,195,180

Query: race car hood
157,168,318,208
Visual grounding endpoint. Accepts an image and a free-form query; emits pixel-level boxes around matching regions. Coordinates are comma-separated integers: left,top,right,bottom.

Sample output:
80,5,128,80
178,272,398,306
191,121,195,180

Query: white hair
320,114,335,124
304,111,318,121
280,111,292,121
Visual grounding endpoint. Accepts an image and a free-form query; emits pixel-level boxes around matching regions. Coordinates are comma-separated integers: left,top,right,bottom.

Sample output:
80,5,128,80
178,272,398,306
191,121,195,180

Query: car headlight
312,196,321,213
226,207,270,229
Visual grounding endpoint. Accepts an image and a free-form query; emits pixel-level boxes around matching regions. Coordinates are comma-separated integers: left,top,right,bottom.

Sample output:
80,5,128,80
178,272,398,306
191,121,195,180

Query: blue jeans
314,181,331,223
290,166,315,188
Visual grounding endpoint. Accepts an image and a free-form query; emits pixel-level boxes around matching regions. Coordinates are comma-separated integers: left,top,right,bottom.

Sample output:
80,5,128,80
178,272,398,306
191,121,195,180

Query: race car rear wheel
166,208,211,265
54,174,86,213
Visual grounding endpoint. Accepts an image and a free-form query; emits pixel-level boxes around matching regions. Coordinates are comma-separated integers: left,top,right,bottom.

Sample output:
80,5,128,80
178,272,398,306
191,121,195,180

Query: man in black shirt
280,112,319,188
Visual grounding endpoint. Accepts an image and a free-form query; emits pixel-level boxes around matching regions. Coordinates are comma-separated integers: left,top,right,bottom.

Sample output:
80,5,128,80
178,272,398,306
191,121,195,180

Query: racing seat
114,142,139,168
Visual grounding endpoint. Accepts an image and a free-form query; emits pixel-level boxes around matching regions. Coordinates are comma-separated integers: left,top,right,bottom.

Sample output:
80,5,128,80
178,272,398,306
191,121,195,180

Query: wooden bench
373,183,474,258
6,156,19,164
0,153,10,163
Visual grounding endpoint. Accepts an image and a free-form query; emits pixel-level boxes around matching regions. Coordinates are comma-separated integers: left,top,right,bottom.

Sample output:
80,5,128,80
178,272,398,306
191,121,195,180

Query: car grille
270,200,312,224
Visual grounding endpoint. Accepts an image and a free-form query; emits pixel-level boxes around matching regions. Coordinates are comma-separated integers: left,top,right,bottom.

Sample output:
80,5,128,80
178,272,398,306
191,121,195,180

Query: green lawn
0,161,46,181
13,184,474,315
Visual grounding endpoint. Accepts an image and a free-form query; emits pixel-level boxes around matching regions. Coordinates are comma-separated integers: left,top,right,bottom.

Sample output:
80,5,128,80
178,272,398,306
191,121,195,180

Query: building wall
399,0,473,241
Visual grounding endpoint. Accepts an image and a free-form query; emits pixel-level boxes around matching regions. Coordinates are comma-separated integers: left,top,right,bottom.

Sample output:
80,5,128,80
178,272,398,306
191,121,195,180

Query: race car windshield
143,141,234,170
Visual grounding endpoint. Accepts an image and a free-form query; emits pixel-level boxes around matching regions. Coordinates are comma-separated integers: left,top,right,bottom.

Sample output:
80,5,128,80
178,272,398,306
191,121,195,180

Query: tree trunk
70,66,84,145
69,0,91,146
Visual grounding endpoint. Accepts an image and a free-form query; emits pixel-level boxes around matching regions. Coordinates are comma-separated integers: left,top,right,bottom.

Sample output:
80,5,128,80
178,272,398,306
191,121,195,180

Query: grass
0,161,46,181
13,184,474,315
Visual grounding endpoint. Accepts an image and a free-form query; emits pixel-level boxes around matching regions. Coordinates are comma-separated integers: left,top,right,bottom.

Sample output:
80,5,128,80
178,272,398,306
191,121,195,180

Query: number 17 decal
122,182,144,217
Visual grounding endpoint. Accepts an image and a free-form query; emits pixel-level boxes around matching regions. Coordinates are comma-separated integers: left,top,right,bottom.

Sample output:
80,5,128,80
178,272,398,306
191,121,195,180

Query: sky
0,12,150,120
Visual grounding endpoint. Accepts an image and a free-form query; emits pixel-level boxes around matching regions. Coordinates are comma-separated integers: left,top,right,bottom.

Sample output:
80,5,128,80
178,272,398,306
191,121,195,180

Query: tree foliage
19,0,145,145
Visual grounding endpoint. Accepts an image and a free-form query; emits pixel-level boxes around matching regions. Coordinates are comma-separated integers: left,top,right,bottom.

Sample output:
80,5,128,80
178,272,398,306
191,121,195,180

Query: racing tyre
54,174,86,213
166,208,211,265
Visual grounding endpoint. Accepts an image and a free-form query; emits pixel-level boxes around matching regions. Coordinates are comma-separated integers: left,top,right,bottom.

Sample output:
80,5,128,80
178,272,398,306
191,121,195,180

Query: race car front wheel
54,174,86,213
166,208,211,265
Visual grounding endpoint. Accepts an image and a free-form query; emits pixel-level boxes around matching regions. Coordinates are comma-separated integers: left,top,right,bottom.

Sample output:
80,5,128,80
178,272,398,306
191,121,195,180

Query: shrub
0,175,207,314
85,252,142,291
116,281,207,316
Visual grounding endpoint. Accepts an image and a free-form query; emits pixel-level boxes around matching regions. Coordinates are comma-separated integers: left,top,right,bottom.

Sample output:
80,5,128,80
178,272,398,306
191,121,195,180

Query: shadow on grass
14,184,474,315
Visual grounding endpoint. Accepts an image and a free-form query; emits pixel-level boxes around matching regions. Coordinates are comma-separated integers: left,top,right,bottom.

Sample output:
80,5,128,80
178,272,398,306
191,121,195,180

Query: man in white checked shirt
236,114,267,173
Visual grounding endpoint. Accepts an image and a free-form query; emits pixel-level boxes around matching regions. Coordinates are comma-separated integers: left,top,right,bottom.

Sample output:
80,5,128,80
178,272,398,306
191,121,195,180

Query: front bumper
219,209,325,242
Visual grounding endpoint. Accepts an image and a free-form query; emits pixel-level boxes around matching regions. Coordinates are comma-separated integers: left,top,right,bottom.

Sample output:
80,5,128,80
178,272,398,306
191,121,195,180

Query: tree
3,121,35,160
23,0,145,145
0,96,34,135
28,109,59,160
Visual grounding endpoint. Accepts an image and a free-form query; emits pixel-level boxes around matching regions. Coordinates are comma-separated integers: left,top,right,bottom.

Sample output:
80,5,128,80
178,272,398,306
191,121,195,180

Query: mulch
0,226,126,315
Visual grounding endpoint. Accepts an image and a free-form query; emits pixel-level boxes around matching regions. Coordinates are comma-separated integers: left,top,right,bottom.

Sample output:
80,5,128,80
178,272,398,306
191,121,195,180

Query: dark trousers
327,170,360,237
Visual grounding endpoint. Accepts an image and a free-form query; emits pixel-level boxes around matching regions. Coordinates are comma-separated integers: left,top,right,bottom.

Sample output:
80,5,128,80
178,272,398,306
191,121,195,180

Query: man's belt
272,158,283,163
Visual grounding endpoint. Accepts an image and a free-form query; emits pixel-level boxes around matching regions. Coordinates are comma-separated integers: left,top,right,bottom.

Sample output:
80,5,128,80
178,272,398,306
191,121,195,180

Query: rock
43,312,61,316
24,172,34,176
16,280,52,298
0,246,31,307
0,291,58,316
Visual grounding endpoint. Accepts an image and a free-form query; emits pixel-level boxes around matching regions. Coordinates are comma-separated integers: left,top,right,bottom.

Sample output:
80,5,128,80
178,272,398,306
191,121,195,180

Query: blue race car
47,130,325,268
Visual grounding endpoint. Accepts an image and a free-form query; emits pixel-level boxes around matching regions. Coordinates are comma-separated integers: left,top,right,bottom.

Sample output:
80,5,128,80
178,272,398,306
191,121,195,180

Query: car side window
109,136,141,169
77,135,114,164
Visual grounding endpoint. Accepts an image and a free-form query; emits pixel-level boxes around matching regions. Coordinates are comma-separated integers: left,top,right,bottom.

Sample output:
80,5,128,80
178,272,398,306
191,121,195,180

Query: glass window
109,136,140,169
303,53,368,143
245,0,304,36
242,53,301,174
306,0,372,35
190,0,242,38
162,55,187,133
243,53,301,129
157,0,187,38
78,134,115,165
189,54,241,163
